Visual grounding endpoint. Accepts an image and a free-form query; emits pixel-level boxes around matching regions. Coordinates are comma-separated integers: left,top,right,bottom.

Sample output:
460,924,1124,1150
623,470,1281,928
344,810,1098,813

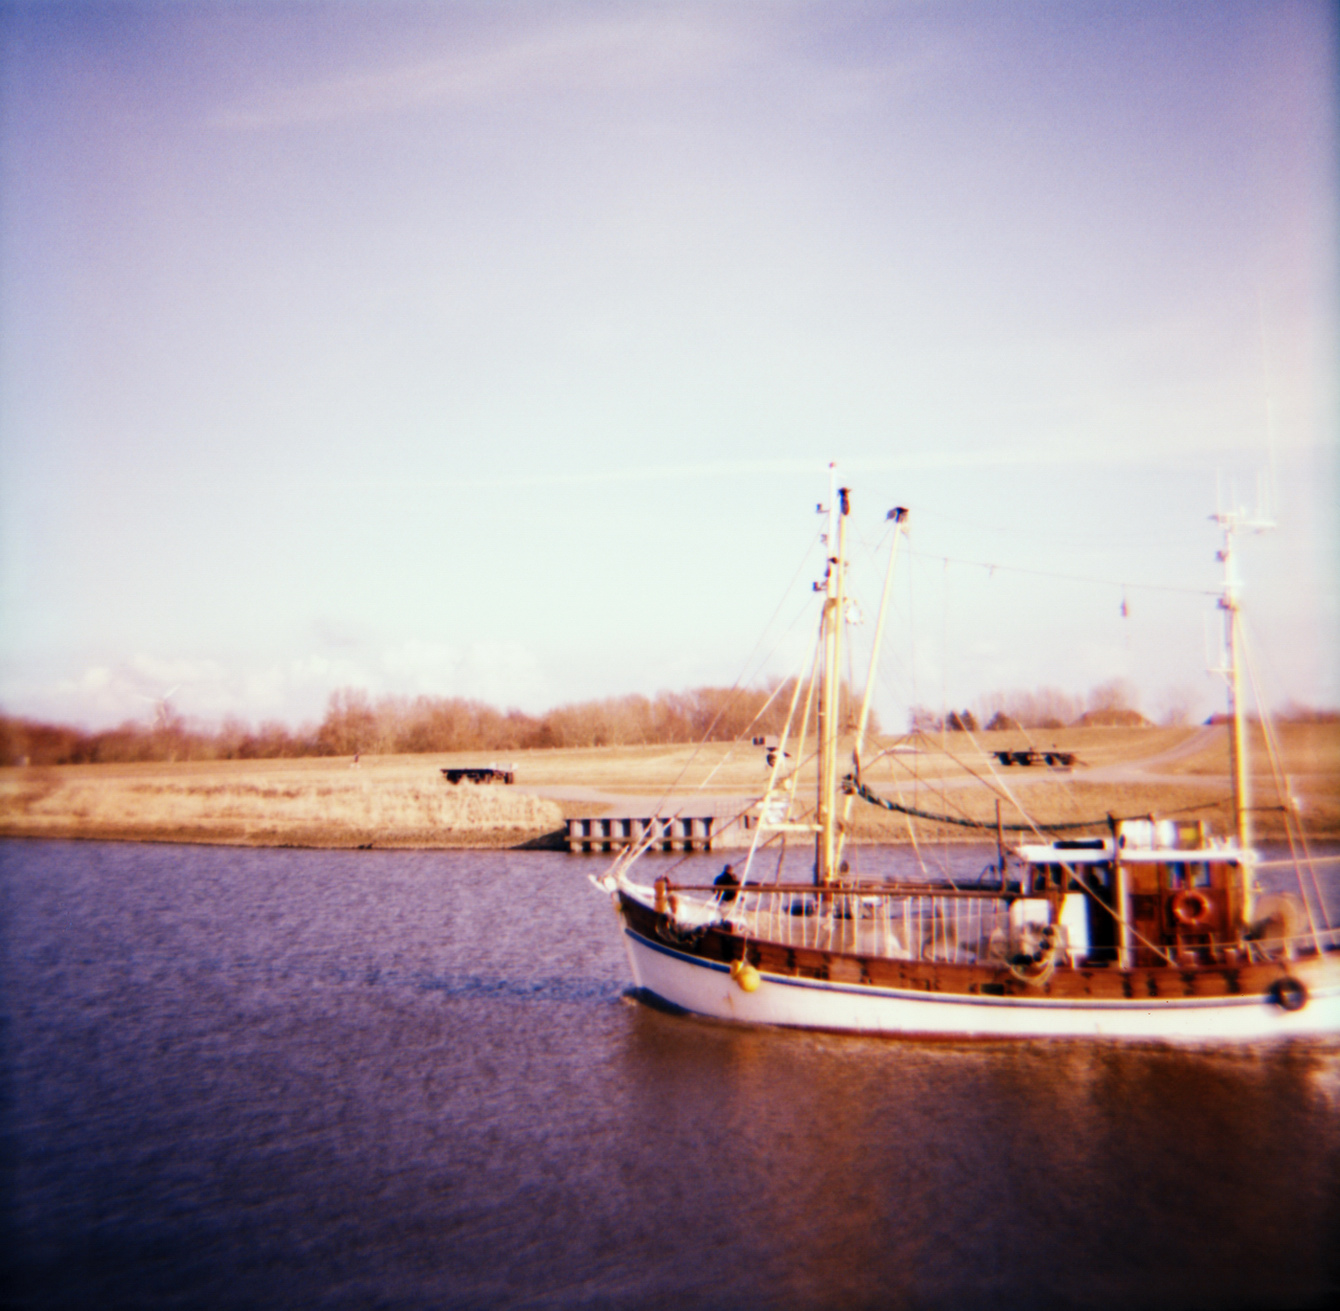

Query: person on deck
713,863,740,910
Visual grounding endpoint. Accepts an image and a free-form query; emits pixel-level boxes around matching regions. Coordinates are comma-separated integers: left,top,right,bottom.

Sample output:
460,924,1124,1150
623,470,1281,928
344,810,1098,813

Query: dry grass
2,721,1336,847
846,780,1231,840
0,758,563,848
1164,721,1340,778
488,727,1211,792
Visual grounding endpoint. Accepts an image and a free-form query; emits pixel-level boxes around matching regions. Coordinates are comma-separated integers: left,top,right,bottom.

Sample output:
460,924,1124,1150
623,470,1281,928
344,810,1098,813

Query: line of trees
0,678,872,767
6,680,1333,768
907,681,1340,732
912,679,1154,732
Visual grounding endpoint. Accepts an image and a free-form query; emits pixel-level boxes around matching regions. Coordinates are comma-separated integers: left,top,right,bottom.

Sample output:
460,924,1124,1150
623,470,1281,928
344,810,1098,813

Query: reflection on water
2,840,1337,1309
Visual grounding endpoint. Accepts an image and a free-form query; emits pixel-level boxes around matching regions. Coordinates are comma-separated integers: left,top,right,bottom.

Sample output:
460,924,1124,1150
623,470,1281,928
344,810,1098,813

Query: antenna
136,684,181,732
827,462,838,556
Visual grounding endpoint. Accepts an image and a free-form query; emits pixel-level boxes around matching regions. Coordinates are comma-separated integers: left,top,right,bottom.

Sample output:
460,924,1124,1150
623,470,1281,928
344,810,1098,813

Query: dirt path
1077,725,1222,782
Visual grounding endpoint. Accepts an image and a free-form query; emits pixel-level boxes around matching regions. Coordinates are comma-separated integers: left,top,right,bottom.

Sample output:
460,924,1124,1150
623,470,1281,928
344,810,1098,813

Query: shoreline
3,727,1337,849
0,825,571,850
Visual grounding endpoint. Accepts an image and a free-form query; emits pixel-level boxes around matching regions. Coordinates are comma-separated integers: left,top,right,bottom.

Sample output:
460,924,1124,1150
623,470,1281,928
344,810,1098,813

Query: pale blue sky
1,1,1335,732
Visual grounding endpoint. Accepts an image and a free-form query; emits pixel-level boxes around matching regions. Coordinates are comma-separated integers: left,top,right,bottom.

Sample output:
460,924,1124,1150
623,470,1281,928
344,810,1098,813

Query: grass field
0,757,564,849
2,723,1336,847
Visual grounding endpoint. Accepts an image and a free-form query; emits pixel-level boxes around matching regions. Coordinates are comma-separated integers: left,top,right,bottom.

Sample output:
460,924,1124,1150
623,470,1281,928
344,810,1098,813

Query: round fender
1171,889,1213,929
730,959,761,993
1268,976,1307,1012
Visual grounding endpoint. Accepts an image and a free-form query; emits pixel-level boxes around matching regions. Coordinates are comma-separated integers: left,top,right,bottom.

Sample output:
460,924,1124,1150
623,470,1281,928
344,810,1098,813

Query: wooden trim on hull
617,892,1340,1041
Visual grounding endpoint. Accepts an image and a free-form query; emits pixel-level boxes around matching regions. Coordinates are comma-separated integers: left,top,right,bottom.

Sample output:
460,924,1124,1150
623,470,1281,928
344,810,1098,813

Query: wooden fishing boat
591,475,1339,1040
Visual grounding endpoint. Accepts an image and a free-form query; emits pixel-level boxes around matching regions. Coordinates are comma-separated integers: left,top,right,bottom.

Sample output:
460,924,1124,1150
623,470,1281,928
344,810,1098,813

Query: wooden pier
566,814,717,854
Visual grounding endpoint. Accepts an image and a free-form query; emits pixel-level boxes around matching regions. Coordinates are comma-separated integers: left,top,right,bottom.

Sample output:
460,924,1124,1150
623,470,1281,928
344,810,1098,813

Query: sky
1,0,1336,735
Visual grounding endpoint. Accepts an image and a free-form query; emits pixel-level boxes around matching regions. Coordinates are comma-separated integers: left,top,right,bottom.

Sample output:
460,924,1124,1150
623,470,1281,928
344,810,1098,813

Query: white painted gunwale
621,924,1340,1042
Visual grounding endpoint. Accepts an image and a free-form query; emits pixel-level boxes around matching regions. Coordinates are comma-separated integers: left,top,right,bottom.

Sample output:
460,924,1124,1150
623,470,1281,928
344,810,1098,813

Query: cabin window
1087,861,1112,888
1166,861,1211,891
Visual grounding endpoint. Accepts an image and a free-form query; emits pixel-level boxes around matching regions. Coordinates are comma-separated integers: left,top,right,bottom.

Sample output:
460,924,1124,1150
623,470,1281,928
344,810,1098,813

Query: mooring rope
846,776,1113,833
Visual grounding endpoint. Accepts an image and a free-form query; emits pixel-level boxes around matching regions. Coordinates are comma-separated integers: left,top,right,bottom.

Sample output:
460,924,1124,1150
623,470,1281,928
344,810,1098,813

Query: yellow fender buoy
730,959,761,993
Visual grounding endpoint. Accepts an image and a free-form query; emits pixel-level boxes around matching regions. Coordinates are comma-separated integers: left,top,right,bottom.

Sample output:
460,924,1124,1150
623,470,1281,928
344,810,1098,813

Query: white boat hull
623,925,1340,1043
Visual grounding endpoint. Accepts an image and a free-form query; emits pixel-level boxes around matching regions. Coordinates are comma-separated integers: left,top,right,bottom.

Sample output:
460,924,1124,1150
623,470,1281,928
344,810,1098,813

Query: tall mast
1212,506,1271,887
816,470,849,886
835,506,908,874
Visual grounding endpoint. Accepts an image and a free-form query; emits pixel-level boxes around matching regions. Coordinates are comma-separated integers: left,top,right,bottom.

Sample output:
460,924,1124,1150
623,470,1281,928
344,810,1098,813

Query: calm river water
2,839,1338,1309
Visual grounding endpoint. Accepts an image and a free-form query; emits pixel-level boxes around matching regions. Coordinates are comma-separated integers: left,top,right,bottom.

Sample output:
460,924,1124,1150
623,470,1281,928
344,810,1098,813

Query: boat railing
654,881,1022,966
1244,924,1340,962
641,881,1340,967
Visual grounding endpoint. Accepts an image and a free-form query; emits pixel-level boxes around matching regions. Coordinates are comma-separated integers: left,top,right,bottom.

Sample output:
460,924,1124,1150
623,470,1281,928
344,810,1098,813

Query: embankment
2,726,1337,848
0,761,565,849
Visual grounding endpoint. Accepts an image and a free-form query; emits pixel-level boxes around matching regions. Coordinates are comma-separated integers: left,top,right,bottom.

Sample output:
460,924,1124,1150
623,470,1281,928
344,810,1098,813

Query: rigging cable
904,546,1219,598
1240,621,1331,942
846,777,1111,831
637,527,826,830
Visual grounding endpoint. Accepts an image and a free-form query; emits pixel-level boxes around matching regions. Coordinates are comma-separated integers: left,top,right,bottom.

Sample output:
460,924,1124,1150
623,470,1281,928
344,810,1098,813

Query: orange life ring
1171,889,1213,929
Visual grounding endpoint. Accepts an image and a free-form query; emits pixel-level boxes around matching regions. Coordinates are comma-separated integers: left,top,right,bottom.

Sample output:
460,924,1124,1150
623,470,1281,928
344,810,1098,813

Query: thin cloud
212,12,743,130
347,446,1202,493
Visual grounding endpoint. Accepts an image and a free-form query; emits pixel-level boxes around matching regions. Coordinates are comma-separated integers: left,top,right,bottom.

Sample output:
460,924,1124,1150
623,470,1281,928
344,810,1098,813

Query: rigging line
849,779,1111,832
693,679,792,793
870,726,1073,840
905,546,1218,598
933,724,1237,835
922,724,965,887
736,584,825,693
1236,611,1334,928
1055,857,1178,969
912,505,1209,554
785,623,823,836
851,516,898,560
1239,621,1332,934
897,727,1019,814
881,737,942,869
673,662,813,829
940,553,960,877
655,652,829,883
742,639,815,885
850,774,1237,834
647,529,824,808
876,741,1005,833
931,726,1050,840
884,736,929,878
1257,854,1340,868
940,557,949,755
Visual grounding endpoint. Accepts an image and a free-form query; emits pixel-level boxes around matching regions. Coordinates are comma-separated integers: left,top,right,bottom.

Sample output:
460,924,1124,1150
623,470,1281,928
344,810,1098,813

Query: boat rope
919,725,1050,840
1240,622,1332,944
905,545,1220,598
846,776,1115,833
1006,926,1059,986
740,633,818,884
645,528,824,810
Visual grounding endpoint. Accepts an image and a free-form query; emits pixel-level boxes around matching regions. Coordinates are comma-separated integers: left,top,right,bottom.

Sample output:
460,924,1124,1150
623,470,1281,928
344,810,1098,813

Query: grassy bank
1,723,1336,848
0,757,564,849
